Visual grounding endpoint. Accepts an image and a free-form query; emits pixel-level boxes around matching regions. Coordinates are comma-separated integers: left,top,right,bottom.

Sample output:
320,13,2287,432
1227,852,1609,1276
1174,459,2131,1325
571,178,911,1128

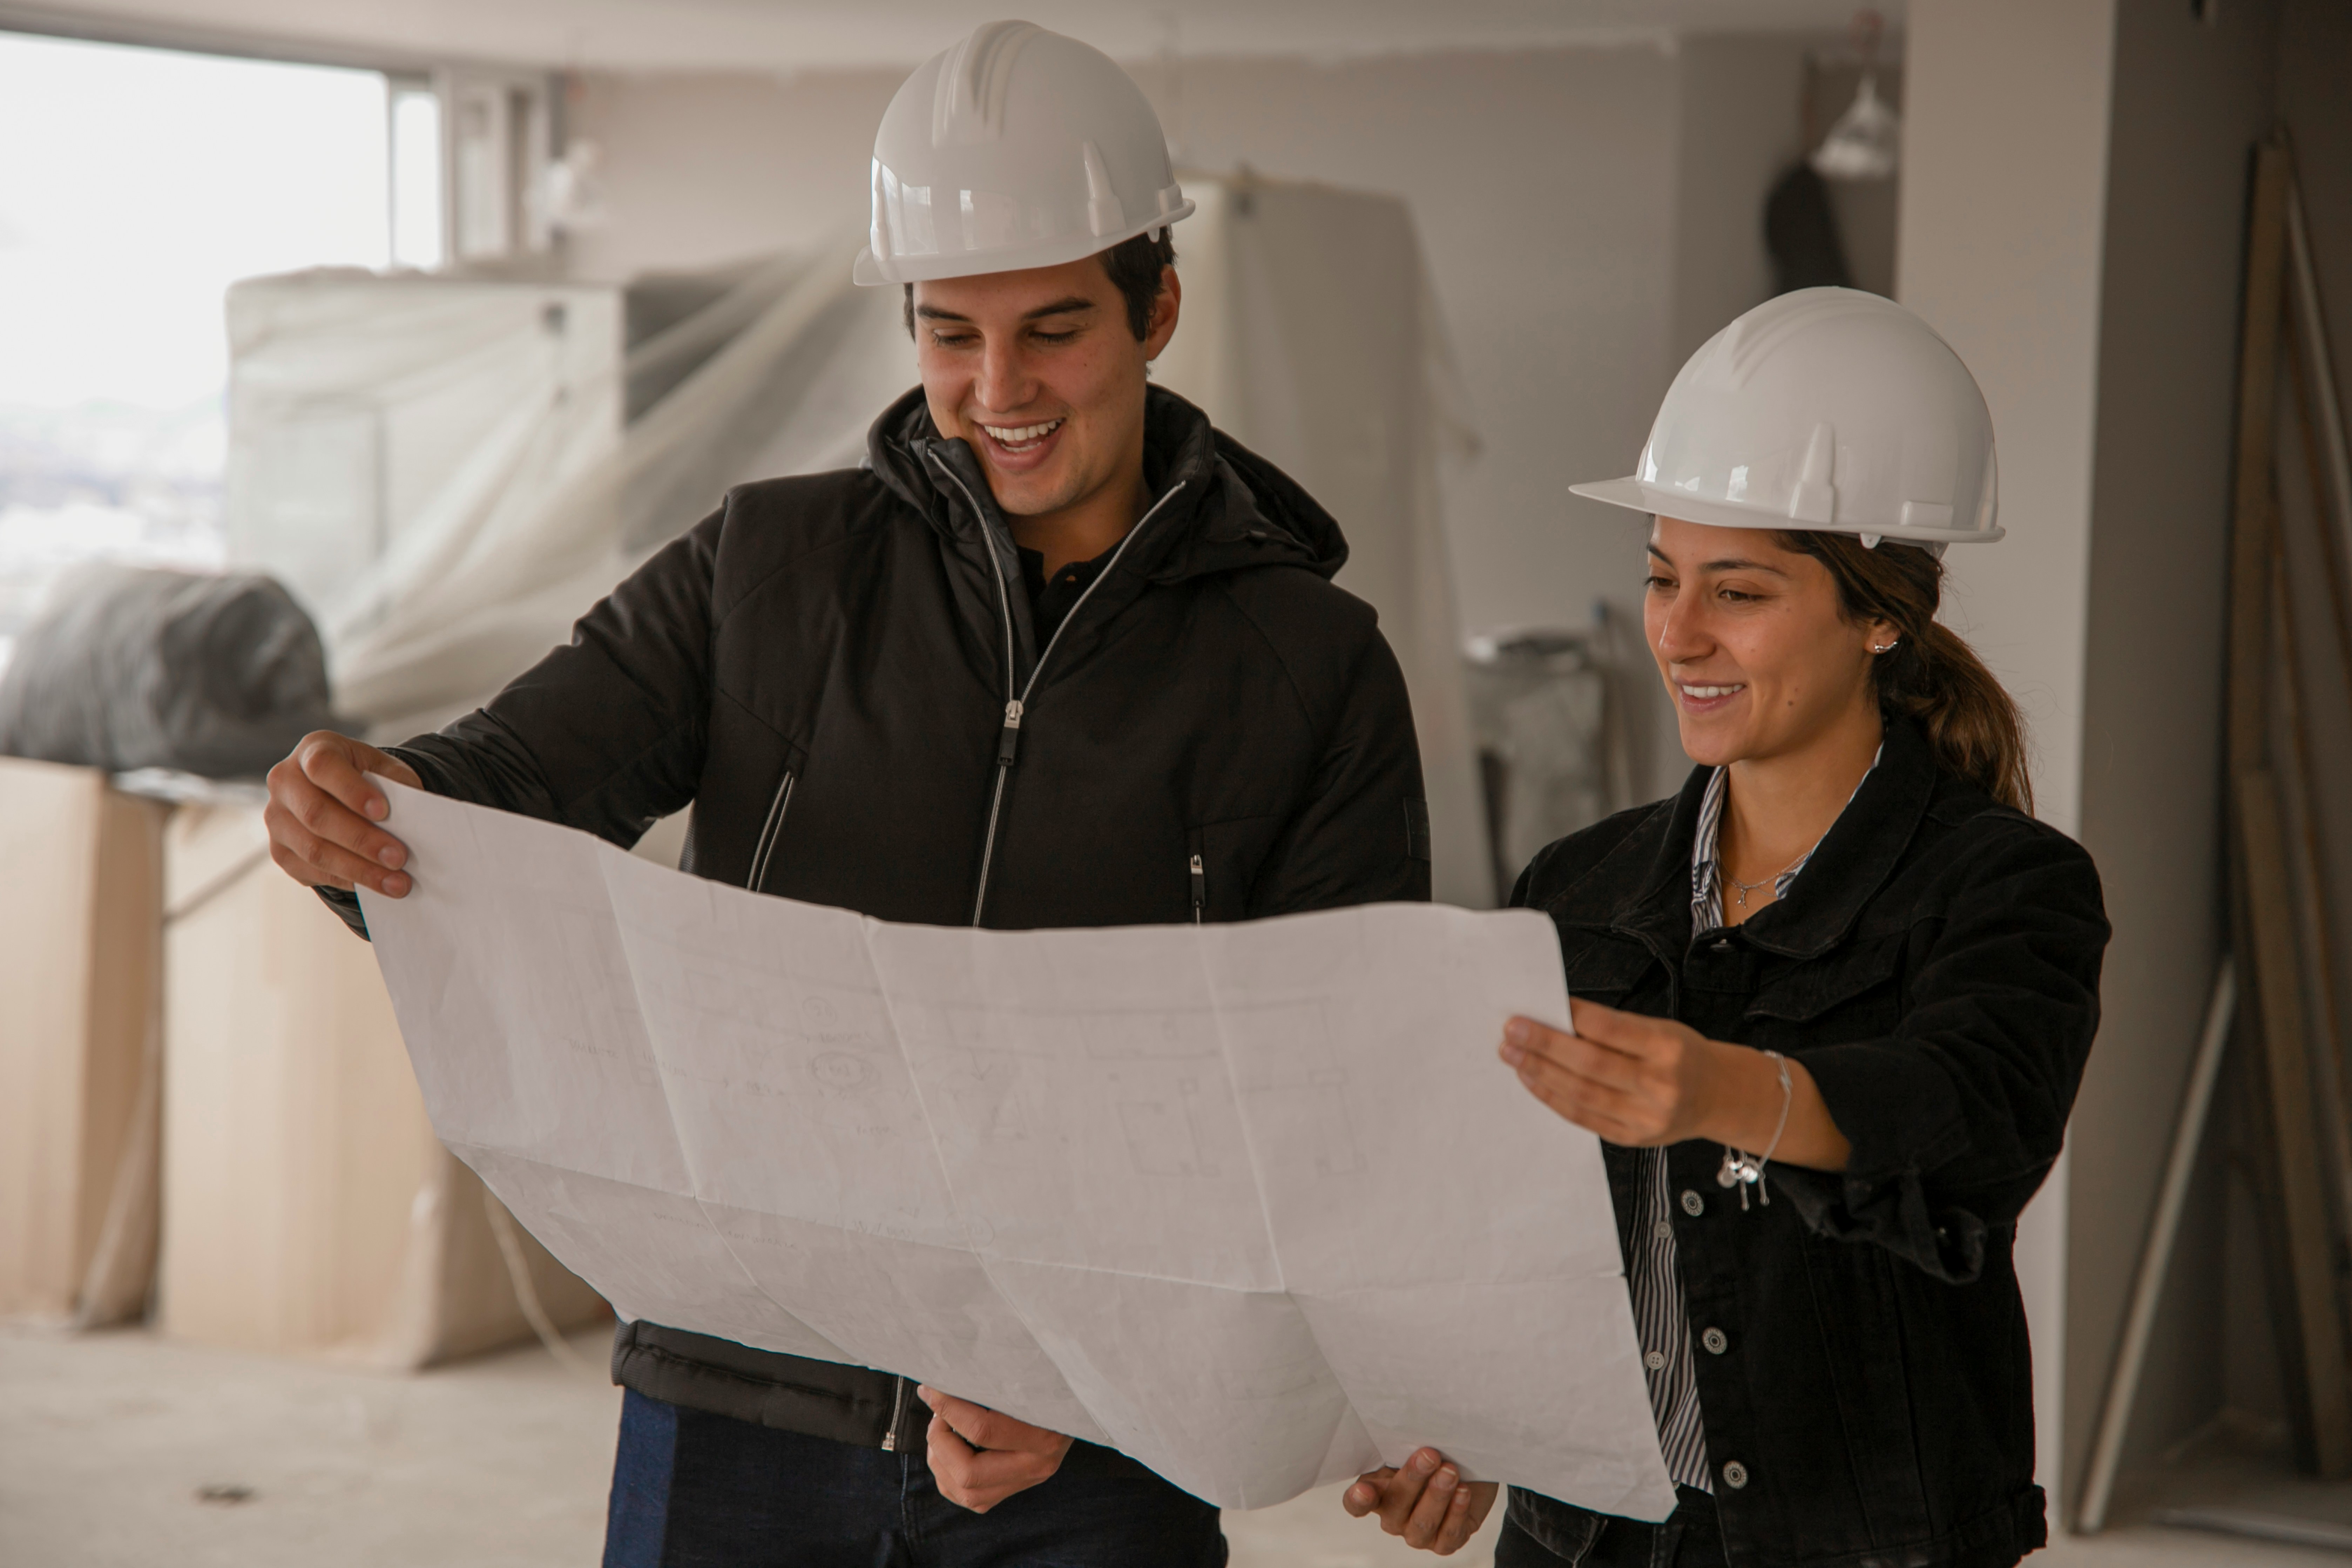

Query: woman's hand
918,1386,1074,1513
1342,1447,1497,1555
1500,998,1852,1170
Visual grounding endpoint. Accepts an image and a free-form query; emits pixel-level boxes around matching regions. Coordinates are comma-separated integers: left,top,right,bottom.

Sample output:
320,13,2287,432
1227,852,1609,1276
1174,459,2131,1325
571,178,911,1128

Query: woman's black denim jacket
1506,717,2108,1568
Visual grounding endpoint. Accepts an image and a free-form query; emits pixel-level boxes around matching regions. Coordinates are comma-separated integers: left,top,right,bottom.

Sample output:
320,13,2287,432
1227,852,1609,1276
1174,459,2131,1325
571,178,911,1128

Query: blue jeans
1496,1486,1723,1568
603,1389,1228,1567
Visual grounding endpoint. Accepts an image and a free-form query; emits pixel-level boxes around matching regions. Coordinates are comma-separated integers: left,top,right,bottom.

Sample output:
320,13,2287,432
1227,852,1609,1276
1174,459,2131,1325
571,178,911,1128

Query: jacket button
1711,938,1731,952
1680,1189,1705,1217
1702,1327,1728,1355
1722,1460,1749,1489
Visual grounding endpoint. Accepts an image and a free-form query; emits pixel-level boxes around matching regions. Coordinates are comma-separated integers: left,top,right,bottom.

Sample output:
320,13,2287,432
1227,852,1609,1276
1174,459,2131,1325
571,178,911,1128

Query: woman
1345,288,2108,1567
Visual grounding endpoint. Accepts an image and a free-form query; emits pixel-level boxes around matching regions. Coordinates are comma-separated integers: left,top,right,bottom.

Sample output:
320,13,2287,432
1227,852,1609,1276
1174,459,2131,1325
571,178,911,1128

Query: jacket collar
1562,716,1940,962
863,384,1346,587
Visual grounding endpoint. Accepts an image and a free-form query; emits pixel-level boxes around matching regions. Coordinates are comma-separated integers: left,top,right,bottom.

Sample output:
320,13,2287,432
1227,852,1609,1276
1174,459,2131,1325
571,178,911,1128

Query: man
265,21,1428,1567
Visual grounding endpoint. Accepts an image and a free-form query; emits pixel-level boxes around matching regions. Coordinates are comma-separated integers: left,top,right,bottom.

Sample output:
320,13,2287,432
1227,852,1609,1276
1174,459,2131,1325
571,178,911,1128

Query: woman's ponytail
1775,531,2035,816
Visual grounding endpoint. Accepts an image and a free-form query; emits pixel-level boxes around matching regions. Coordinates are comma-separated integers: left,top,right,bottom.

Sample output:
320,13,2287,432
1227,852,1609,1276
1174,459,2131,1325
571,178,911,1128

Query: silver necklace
1728,853,1807,908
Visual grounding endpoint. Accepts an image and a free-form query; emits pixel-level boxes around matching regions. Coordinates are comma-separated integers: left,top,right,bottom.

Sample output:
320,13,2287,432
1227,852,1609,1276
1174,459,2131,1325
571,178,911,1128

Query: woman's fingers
1342,1468,1397,1518
1399,1460,1464,1549
1501,1004,1718,1146
1345,1453,1499,1555
1372,1448,1446,1536
1504,1018,1644,1094
1433,1483,1501,1556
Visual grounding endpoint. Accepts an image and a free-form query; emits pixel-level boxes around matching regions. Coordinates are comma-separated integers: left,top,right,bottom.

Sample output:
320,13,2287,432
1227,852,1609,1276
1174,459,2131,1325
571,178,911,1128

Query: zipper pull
1190,853,1205,923
997,699,1025,768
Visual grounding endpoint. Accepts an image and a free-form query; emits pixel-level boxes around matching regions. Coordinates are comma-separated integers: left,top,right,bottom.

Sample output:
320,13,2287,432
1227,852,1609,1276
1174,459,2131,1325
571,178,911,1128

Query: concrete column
1895,0,2120,1518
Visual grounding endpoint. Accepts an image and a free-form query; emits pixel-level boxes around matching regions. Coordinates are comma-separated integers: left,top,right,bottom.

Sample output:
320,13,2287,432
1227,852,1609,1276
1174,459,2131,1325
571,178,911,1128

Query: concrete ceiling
0,0,1900,74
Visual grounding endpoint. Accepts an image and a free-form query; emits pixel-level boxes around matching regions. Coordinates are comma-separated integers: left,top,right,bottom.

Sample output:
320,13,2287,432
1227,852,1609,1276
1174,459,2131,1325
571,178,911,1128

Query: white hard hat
1571,287,2002,548
854,20,1195,287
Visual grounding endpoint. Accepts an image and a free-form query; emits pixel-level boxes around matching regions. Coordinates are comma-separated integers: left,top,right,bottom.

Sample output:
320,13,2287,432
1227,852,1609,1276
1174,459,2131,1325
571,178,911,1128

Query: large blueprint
360,783,1673,1518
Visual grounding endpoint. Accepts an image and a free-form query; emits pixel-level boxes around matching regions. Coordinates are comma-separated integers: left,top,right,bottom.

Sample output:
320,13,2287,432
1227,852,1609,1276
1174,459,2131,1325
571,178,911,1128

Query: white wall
2067,0,2283,1498
1896,0,2120,1518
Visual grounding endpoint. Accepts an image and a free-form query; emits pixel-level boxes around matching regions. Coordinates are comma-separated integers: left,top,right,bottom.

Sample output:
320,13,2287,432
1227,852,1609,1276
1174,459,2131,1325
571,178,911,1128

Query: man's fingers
917,1387,1060,1454
922,1403,1065,1515
297,732,420,818
949,1445,1059,1492
923,1416,995,1514
266,833,352,893
263,801,412,897
270,741,415,884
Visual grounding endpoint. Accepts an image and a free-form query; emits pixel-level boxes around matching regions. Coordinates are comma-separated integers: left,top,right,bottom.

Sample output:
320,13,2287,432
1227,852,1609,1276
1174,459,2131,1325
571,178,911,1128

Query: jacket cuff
1775,1040,1982,1282
314,884,372,941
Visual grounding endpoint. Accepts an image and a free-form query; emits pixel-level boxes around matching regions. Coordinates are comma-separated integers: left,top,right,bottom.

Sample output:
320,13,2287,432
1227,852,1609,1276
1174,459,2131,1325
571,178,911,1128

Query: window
0,31,396,674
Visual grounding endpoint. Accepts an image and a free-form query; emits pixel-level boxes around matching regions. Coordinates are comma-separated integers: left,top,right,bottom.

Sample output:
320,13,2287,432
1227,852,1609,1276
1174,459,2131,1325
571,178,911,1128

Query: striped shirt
1627,753,1878,1492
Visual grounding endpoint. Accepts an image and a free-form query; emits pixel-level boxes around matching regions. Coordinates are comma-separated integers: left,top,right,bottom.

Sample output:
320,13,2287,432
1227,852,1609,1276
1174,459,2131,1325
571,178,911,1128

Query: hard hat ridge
1574,286,2004,547
932,20,1040,146
855,20,1197,287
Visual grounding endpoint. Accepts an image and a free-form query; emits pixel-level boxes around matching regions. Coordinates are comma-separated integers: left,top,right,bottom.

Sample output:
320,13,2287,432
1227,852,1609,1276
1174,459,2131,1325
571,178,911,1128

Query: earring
1871,640,1899,654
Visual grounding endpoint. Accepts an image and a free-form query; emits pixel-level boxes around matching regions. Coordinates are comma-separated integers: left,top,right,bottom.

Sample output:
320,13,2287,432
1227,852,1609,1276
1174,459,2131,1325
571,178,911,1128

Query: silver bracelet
1715,1049,1792,1212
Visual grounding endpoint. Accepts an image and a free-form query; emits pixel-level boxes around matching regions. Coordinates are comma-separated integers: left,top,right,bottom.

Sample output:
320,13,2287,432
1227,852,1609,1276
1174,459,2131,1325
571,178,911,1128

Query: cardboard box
158,801,604,1364
0,758,168,1323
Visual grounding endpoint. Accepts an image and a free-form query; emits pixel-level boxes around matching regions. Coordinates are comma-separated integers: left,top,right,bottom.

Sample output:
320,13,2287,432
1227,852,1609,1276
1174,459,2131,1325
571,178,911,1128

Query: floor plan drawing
363,783,1675,1520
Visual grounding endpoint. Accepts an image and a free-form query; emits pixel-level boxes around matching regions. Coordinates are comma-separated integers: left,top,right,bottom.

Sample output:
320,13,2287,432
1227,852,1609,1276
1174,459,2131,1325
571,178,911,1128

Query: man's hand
264,730,424,898
918,1386,1074,1513
1343,1447,1496,1555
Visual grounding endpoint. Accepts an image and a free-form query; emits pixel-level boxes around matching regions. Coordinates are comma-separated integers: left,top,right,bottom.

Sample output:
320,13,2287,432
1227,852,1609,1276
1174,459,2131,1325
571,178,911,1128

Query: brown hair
902,229,1177,340
1775,530,2035,815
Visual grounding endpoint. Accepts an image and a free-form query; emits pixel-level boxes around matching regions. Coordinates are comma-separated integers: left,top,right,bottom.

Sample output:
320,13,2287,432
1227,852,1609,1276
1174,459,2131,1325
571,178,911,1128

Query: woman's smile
1674,679,1747,714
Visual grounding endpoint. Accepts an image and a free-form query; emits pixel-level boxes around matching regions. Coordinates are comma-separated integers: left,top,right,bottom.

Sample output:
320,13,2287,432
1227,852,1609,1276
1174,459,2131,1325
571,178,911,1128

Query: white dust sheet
360,783,1673,1518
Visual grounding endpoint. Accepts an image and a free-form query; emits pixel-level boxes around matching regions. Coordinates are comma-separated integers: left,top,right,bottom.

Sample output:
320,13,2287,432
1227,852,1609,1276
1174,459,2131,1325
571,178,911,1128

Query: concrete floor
0,1320,2343,1567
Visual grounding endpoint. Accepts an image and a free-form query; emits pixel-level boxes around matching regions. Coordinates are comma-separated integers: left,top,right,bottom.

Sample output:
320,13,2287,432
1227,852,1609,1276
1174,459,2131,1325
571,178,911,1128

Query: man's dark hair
901,229,1177,340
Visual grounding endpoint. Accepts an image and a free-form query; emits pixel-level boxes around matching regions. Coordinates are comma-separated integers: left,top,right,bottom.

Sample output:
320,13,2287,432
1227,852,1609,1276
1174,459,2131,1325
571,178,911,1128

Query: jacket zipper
880,1373,910,1451
930,453,1187,927
745,770,795,892
1190,853,1205,923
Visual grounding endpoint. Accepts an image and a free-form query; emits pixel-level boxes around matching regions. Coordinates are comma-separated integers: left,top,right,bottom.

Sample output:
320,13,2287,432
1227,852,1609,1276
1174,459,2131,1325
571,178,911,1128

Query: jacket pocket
1555,931,1657,1009
1798,1228,1936,1544
746,752,803,894
1187,815,1283,921
1504,1487,1605,1562
1745,931,1906,1032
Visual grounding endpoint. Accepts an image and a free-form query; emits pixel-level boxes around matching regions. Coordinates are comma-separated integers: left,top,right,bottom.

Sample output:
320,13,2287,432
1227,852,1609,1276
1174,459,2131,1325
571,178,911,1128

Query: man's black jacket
326,384,1431,1444
1505,717,2106,1568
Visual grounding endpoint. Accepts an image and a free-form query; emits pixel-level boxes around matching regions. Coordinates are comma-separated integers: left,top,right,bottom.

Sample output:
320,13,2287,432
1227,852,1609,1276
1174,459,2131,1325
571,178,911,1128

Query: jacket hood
864,384,1348,584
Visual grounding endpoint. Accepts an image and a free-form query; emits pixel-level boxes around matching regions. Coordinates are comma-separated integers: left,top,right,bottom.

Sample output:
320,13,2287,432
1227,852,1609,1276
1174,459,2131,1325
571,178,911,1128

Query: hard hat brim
853,200,1197,288
1568,477,2005,545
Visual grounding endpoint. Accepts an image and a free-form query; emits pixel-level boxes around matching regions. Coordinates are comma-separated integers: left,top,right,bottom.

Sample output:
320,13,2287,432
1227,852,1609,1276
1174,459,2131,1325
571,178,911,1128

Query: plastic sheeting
0,563,338,779
226,175,1487,900
1151,175,1486,906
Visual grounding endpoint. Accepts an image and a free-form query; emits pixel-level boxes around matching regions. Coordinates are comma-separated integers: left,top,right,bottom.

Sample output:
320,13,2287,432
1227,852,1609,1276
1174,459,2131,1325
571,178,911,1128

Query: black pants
602,1389,1227,1568
1496,1486,1724,1568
